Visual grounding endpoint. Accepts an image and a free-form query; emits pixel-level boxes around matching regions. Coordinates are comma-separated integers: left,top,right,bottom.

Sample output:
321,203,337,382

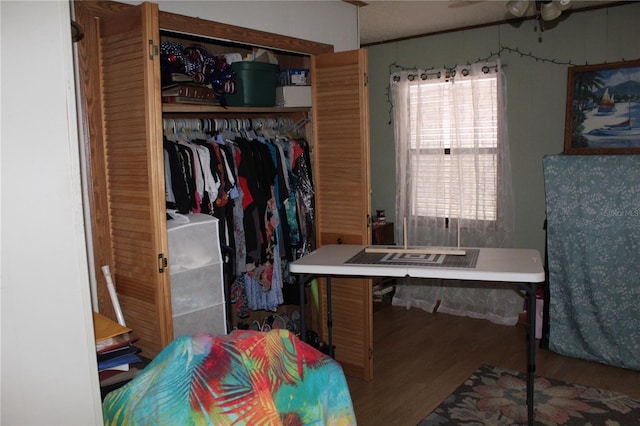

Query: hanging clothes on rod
162,116,315,316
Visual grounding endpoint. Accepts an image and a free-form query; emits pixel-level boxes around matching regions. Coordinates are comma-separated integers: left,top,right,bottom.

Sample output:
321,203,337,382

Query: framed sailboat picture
564,59,640,154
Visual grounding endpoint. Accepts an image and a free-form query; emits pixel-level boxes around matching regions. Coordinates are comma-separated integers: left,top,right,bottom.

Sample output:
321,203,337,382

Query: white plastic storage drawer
167,213,221,272
173,303,227,338
170,263,224,317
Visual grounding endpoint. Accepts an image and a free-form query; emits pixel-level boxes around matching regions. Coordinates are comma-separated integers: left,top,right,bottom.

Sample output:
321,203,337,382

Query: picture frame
564,59,640,155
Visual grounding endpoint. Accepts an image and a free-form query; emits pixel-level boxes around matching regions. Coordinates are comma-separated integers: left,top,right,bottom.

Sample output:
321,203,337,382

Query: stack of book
94,312,143,392
161,82,220,105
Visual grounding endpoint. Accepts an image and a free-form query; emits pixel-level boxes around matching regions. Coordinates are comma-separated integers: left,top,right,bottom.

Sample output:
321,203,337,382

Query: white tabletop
290,245,545,283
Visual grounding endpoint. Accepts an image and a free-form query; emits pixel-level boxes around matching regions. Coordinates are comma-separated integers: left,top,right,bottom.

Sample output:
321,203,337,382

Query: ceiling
357,0,624,45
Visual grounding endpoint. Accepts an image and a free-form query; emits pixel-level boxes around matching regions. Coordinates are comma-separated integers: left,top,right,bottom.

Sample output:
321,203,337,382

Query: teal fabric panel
543,154,640,371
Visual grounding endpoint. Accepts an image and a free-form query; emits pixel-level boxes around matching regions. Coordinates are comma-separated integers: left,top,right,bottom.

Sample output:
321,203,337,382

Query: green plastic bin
226,61,279,107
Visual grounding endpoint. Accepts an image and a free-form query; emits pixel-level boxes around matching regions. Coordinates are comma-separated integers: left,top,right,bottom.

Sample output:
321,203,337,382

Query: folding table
291,244,545,426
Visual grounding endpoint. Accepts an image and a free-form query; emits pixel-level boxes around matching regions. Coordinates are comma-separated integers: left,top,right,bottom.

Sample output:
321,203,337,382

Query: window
408,75,498,222
390,63,516,324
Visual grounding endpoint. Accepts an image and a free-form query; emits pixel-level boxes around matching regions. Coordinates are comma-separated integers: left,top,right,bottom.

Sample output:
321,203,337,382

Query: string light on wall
506,0,572,30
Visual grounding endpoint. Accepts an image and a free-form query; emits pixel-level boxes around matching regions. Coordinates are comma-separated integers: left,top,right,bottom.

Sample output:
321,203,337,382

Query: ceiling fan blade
344,0,369,6
448,0,486,8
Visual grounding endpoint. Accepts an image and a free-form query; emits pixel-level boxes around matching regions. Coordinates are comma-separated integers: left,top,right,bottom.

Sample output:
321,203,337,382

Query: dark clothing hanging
163,129,315,315
164,138,193,214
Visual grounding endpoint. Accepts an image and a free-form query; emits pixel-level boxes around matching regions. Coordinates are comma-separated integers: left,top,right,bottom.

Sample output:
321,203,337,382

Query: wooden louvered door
76,1,338,360
96,2,171,357
312,49,373,381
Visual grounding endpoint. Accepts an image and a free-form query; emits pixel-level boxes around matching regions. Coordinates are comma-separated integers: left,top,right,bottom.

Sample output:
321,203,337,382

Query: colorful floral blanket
103,329,356,425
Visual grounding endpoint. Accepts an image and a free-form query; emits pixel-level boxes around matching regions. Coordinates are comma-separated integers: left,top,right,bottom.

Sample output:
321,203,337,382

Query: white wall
129,0,360,52
1,1,103,424
0,1,359,424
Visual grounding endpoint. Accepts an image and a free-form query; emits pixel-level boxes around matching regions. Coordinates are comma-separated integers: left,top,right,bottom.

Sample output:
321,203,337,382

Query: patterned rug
419,364,640,425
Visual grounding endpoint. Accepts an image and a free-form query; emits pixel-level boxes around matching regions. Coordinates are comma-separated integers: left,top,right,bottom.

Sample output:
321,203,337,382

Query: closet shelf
162,104,311,114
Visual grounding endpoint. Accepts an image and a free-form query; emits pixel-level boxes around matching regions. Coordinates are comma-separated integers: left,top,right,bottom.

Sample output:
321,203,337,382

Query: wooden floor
346,305,640,425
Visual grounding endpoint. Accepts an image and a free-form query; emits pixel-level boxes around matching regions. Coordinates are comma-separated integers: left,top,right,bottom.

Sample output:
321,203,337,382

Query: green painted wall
366,2,640,256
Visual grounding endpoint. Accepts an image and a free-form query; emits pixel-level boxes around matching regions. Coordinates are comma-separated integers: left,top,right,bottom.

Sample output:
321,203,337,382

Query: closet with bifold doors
75,0,374,382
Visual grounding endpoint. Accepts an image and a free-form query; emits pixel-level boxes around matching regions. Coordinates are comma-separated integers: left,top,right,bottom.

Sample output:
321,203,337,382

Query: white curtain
389,61,522,326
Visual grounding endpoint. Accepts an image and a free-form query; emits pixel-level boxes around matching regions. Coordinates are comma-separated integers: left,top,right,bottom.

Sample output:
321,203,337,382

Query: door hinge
364,72,368,86
149,39,158,60
158,253,168,273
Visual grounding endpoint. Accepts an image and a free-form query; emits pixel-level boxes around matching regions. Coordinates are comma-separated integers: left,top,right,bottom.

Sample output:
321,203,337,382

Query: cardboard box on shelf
276,86,312,107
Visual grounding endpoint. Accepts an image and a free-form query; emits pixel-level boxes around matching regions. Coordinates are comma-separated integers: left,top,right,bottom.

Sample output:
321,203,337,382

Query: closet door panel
312,49,373,381
74,1,114,322
326,277,372,380
99,2,171,357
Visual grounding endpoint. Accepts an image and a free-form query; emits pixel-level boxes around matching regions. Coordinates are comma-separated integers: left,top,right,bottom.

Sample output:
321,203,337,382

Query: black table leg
327,276,334,358
297,274,334,359
299,274,307,341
